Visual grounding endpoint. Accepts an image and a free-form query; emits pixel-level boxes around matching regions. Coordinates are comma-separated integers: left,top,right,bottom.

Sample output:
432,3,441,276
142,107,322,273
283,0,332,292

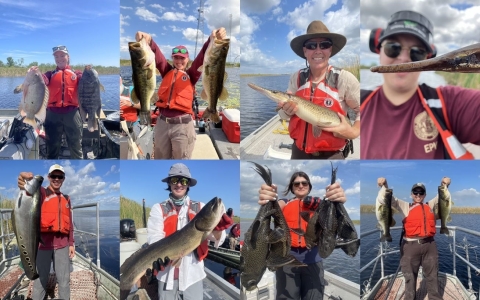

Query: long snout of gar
370,43,480,73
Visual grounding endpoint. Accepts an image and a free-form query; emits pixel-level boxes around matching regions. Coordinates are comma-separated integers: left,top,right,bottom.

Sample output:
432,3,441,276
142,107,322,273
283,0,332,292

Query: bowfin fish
14,67,48,129
370,43,480,73
438,183,453,235
78,65,104,132
335,202,360,257
376,188,395,242
248,83,341,137
12,175,44,280
199,36,230,123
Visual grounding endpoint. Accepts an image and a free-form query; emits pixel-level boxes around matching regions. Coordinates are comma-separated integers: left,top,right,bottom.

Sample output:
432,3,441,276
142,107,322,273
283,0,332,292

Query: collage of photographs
0,0,479,299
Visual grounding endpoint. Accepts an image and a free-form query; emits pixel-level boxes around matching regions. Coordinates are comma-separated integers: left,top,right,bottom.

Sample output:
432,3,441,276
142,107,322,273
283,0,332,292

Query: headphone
368,28,437,59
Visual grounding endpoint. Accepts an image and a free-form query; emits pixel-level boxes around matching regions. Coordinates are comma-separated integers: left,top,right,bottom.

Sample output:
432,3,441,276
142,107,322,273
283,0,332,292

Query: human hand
214,213,233,231
212,27,227,40
377,177,388,188
69,246,75,259
320,112,352,138
135,31,152,45
18,172,33,190
325,182,346,203
277,100,298,117
120,98,131,108
441,177,451,187
258,183,278,205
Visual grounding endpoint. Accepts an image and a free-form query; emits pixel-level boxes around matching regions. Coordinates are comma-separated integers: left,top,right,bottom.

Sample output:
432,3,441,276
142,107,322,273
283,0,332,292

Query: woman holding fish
361,10,480,159
276,20,360,159
134,27,227,159
376,177,452,300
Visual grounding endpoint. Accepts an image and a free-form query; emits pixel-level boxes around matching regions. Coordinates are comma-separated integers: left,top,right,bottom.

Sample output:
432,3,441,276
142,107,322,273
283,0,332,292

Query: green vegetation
361,204,480,214
0,198,15,251
360,62,378,69
436,72,480,89
352,220,360,225
338,56,360,81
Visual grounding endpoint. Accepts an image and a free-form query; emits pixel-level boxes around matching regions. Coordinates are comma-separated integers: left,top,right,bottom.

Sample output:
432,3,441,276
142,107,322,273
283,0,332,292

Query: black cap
411,183,426,192
379,10,434,53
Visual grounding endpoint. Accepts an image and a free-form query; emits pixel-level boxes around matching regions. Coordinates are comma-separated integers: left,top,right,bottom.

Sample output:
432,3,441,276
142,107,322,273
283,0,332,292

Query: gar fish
78,65,104,132
248,83,341,137
13,66,48,129
376,188,395,242
199,35,230,123
370,43,480,73
12,175,44,280
129,37,156,125
438,183,453,235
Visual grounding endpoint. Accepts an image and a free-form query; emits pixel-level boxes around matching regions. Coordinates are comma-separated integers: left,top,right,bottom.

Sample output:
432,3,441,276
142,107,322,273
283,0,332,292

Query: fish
334,202,360,257
78,65,104,132
199,35,230,123
376,188,395,242
247,83,341,137
120,197,224,299
317,198,338,259
12,175,44,280
128,37,156,125
438,183,453,235
13,66,48,129
370,43,480,73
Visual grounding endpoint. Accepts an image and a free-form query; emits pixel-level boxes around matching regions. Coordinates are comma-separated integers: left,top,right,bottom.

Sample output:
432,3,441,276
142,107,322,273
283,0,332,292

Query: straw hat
290,20,347,59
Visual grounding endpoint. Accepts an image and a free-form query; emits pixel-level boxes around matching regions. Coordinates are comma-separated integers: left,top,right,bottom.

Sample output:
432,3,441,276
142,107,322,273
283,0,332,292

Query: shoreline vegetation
361,204,480,214
0,65,119,77
120,59,240,68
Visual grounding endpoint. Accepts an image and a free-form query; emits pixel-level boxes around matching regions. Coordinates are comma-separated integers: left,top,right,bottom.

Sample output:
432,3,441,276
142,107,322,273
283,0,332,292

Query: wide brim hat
411,183,426,192
161,163,197,186
290,20,347,59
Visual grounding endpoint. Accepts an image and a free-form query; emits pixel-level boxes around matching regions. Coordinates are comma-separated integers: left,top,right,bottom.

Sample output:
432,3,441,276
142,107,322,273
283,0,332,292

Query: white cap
49,164,65,174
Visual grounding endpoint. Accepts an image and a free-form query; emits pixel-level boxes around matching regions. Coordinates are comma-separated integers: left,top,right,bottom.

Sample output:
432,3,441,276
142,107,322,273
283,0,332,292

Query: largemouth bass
13,66,48,129
78,65,104,132
120,197,224,299
438,183,453,235
199,36,230,123
12,175,44,280
129,37,156,125
371,43,480,73
376,188,395,242
248,83,341,137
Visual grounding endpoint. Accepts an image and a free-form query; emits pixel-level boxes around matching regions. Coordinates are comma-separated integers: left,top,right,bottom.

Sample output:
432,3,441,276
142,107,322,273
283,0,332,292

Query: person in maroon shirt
360,10,480,159
134,28,227,159
17,164,74,300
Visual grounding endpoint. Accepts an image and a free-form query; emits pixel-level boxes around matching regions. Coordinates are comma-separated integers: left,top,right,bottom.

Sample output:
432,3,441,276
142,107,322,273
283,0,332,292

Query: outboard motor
0,114,39,159
120,219,136,240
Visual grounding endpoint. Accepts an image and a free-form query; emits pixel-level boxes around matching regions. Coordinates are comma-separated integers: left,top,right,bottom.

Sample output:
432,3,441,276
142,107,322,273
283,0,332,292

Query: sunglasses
412,190,425,196
172,48,188,54
383,42,428,62
169,177,190,186
293,181,309,187
52,46,67,52
50,174,65,180
304,41,333,51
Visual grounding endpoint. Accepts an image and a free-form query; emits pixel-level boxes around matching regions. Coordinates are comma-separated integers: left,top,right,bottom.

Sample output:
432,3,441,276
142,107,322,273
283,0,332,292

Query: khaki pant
154,117,196,159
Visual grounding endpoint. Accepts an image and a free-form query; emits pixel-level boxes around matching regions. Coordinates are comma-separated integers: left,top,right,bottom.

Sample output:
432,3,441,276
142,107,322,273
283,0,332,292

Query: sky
360,160,480,207
240,0,360,74
0,0,120,67
120,160,240,216
240,160,361,220
360,0,480,66
120,0,240,63
0,160,120,210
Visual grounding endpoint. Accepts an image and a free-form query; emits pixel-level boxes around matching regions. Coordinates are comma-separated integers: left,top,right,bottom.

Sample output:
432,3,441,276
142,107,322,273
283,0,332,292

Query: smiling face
169,177,190,199
292,176,310,199
172,55,189,71
48,171,65,191
411,188,426,203
303,38,332,73
54,52,69,70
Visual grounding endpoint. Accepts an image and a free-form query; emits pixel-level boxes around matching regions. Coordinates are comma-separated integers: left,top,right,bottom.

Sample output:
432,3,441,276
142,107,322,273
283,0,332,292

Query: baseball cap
161,163,197,186
172,45,189,58
52,45,69,55
378,11,434,53
49,164,65,174
411,183,426,192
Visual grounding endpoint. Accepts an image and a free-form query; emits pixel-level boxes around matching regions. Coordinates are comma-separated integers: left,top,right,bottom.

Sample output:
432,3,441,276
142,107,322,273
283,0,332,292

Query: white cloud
160,12,196,22
136,7,161,22
345,181,361,195
170,25,183,32
120,6,133,10
150,4,165,11
109,182,120,191
272,7,283,15
120,14,129,35
241,0,281,14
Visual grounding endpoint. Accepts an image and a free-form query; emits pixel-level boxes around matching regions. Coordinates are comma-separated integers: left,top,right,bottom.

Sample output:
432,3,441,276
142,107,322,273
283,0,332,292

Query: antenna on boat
194,0,205,59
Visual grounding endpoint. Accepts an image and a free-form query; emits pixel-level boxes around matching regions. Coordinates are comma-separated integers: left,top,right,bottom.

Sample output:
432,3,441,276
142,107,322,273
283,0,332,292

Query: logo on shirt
71,74,77,81
324,98,333,107
182,75,188,81
413,111,438,141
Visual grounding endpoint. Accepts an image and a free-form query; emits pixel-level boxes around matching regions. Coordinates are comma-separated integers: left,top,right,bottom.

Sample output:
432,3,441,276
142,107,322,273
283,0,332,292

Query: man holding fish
134,27,228,159
376,176,452,300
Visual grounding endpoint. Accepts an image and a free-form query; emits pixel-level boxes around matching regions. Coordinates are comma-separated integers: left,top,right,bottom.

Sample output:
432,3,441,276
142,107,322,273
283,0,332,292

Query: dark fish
376,188,395,242
371,43,480,73
334,202,360,257
78,65,104,132
317,200,338,259
12,175,44,280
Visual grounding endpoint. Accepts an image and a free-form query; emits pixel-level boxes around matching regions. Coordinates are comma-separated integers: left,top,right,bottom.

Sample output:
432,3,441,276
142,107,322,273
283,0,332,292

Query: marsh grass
0,65,119,77
120,196,151,229
338,56,360,81
361,204,480,214
0,198,15,251
436,72,480,89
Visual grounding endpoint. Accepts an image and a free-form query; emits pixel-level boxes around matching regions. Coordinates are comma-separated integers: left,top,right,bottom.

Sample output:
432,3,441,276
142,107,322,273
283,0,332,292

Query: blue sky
0,160,120,209
240,160,360,220
360,161,480,207
360,0,480,66
120,160,240,216
240,0,360,74
0,0,120,67
120,0,240,63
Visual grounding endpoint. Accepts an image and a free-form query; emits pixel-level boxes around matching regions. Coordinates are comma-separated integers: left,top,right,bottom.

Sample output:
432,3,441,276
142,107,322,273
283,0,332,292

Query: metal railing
72,202,101,268
0,208,14,262
360,225,480,297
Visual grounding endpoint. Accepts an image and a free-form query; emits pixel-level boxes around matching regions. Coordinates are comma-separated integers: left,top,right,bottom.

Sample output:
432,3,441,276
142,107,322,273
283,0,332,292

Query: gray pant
276,261,325,300
157,279,203,300
32,246,71,300
154,117,196,159
45,109,83,159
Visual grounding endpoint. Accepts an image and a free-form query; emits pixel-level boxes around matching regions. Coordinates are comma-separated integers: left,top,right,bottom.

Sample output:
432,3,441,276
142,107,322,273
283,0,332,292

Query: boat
0,203,120,300
207,242,241,270
360,225,479,299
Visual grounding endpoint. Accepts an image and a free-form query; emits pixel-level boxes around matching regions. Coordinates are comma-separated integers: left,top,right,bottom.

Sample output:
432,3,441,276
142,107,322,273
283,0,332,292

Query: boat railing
72,203,100,269
360,225,480,297
0,208,14,263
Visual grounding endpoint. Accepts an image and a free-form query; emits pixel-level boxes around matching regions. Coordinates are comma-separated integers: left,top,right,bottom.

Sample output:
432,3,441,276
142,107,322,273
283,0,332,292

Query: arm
74,69,83,82
146,204,165,244
43,70,52,86
376,177,409,217
150,39,172,77
277,72,299,119
69,206,75,258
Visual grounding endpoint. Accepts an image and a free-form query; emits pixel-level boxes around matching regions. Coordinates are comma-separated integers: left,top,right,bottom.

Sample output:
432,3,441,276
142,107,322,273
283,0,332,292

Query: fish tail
248,162,272,186
139,111,151,126
203,108,220,123
87,116,96,132
22,117,37,129
440,227,450,235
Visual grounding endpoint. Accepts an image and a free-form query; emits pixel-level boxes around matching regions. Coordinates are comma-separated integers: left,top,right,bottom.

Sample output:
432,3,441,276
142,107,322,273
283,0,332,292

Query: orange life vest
121,85,137,122
40,187,71,235
47,68,79,108
156,69,194,115
289,66,347,152
403,202,436,238
283,199,314,248
360,84,474,159
159,200,208,260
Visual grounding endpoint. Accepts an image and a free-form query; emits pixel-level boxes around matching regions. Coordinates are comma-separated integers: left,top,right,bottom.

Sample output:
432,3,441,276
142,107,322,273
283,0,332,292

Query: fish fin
447,215,452,222
376,223,381,230
390,218,396,227
380,235,392,242
139,111,151,126
223,72,228,83
312,126,322,138
248,162,273,186
87,114,96,132
266,254,296,268
290,228,305,236
131,88,140,104
147,68,154,80
205,65,210,76
34,101,47,124
266,228,285,244
78,105,88,123
197,65,203,72
150,93,158,104
440,227,450,235
22,117,37,129
100,83,105,92
200,89,208,101
219,87,229,101
13,84,23,94
300,211,310,222
202,108,220,123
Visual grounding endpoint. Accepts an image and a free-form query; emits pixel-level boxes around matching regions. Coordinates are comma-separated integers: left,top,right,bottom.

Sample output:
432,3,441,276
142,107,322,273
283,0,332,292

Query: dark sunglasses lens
170,177,179,184
413,191,425,196
384,43,402,58
319,41,332,49
51,175,64,179
294,181,308,187
410,47,427,62
304,42,317,50
180,178,189,185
